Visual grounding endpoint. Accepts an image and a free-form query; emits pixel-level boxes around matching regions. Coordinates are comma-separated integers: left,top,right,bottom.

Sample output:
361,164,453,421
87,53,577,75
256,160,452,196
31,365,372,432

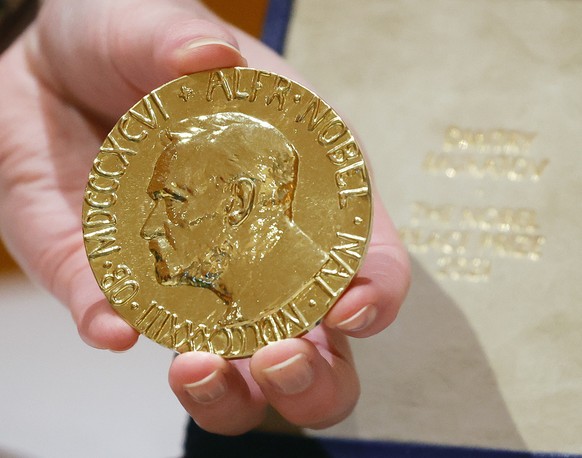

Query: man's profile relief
140,113,327,324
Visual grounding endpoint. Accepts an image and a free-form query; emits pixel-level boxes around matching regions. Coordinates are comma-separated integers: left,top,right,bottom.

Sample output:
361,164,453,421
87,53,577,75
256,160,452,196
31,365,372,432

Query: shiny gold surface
82,68,372,358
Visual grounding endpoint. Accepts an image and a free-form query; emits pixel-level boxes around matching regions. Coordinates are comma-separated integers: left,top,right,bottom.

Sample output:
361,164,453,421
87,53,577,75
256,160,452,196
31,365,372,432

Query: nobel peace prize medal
82,67,372,358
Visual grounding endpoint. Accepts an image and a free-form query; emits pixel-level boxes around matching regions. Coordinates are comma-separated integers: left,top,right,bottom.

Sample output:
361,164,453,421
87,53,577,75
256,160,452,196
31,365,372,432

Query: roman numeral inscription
135,283,327,357
253,302,310,344
84,91,168,263
83,209,120,259
315,232,367,298
118,93,169,142
83,90,168,323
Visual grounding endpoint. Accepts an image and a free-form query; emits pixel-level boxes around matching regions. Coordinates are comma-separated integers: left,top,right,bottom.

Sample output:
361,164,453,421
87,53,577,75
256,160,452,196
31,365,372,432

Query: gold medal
82,67,372,358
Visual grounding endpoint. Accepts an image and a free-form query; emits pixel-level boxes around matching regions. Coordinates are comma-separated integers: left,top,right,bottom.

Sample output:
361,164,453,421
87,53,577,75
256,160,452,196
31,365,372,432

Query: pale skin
0,0,410,435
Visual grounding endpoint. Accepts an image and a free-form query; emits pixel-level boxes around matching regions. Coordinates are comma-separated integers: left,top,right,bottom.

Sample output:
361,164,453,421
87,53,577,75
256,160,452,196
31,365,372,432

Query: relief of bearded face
140,113,299,299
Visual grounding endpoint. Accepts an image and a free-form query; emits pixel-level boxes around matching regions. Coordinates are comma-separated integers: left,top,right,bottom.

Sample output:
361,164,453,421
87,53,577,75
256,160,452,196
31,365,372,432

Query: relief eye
172,193,187,203
163,186,188,202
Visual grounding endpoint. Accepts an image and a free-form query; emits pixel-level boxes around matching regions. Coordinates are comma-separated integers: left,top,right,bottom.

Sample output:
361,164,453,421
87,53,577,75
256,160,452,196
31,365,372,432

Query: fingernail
262,353,314,395
184,370,227,404
336,305,377,333
178,38,243,57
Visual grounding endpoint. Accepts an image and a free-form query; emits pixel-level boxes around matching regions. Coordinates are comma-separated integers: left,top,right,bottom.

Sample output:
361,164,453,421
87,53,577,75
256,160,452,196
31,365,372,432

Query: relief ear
227,177,256,227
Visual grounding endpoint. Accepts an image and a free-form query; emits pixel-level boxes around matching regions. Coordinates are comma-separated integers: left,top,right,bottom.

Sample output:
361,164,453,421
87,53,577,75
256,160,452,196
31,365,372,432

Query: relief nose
140,200,166,240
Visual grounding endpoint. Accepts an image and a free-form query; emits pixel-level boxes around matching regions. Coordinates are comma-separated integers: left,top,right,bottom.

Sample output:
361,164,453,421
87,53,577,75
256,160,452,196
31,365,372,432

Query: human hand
0,0,409,434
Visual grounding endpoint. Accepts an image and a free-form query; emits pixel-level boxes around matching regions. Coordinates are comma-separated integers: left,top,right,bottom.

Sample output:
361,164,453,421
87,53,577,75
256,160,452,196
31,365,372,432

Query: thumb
29,0,246,122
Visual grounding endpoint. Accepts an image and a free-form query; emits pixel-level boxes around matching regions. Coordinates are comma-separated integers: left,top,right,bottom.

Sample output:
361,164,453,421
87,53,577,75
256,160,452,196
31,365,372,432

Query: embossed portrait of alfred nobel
140,113,327,324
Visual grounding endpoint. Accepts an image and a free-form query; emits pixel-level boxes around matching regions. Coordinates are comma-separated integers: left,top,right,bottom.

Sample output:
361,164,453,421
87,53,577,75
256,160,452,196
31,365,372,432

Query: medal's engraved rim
82,67,374,358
